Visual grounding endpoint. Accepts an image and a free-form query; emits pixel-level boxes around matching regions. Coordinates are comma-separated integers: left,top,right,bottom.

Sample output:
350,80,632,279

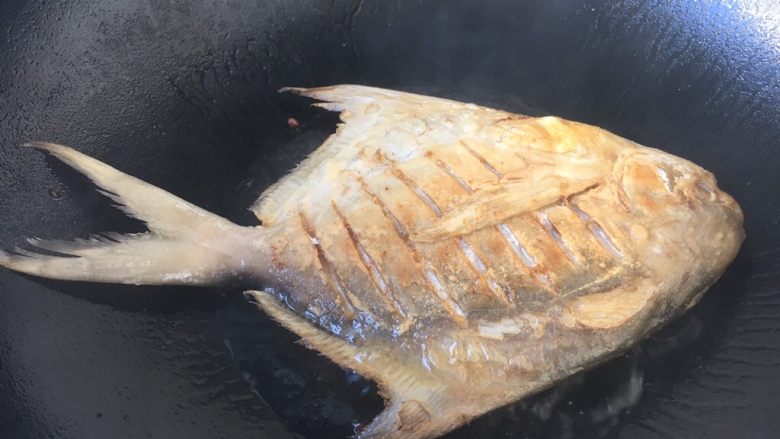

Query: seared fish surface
0,85,744,439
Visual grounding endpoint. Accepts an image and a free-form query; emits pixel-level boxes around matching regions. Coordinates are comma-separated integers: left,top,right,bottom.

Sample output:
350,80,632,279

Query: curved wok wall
1,1,778,438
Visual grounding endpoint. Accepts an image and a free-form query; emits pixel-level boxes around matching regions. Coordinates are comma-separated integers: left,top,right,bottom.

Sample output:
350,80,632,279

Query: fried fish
0,86,744,438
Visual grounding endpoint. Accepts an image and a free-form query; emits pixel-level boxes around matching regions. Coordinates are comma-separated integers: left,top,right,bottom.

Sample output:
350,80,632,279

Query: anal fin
246,290,371,377
247,290,480,439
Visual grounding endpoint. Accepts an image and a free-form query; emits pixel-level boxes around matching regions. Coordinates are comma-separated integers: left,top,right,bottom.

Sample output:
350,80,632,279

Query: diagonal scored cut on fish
0,85,744,439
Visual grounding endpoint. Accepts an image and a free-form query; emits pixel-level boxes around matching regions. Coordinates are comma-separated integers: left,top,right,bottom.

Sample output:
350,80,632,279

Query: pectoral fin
412,176,601,242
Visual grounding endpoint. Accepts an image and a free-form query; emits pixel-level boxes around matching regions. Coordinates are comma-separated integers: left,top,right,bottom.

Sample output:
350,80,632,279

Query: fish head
617,148,738,213
616,147,744,309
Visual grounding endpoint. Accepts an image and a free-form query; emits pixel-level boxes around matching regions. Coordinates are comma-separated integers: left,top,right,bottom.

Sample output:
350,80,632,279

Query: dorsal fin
252,85,520,224
279,85,472,117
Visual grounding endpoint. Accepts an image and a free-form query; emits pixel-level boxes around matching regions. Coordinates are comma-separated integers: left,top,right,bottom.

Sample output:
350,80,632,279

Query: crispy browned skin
0,86,744,439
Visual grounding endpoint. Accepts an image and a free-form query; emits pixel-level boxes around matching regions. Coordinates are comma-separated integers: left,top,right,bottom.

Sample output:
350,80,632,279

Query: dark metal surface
1,1,778,438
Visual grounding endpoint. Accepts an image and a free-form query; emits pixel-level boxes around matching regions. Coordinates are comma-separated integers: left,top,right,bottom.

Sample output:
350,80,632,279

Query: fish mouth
689,173,744,229
713,188,744,223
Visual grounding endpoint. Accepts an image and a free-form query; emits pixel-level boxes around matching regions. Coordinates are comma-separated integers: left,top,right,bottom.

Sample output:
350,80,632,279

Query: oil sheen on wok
0,86,744,439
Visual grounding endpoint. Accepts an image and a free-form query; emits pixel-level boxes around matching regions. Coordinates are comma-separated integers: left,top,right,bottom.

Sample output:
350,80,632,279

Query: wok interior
0,1,776,438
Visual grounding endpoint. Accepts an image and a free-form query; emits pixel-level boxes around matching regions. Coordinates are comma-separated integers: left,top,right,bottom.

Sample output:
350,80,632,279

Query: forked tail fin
0,142,265,286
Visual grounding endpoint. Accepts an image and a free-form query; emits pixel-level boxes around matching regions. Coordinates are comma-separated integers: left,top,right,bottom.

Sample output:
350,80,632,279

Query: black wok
1,1,778,438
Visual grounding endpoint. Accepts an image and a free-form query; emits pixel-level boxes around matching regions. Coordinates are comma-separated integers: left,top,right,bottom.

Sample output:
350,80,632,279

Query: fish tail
1,142,265,286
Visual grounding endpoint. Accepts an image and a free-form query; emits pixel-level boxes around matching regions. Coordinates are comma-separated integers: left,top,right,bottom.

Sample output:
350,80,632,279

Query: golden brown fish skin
256,92,742,335
250,86,743,438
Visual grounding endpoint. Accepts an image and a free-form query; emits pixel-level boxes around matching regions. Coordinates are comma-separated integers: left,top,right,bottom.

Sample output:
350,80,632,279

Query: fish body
0,86,744,439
